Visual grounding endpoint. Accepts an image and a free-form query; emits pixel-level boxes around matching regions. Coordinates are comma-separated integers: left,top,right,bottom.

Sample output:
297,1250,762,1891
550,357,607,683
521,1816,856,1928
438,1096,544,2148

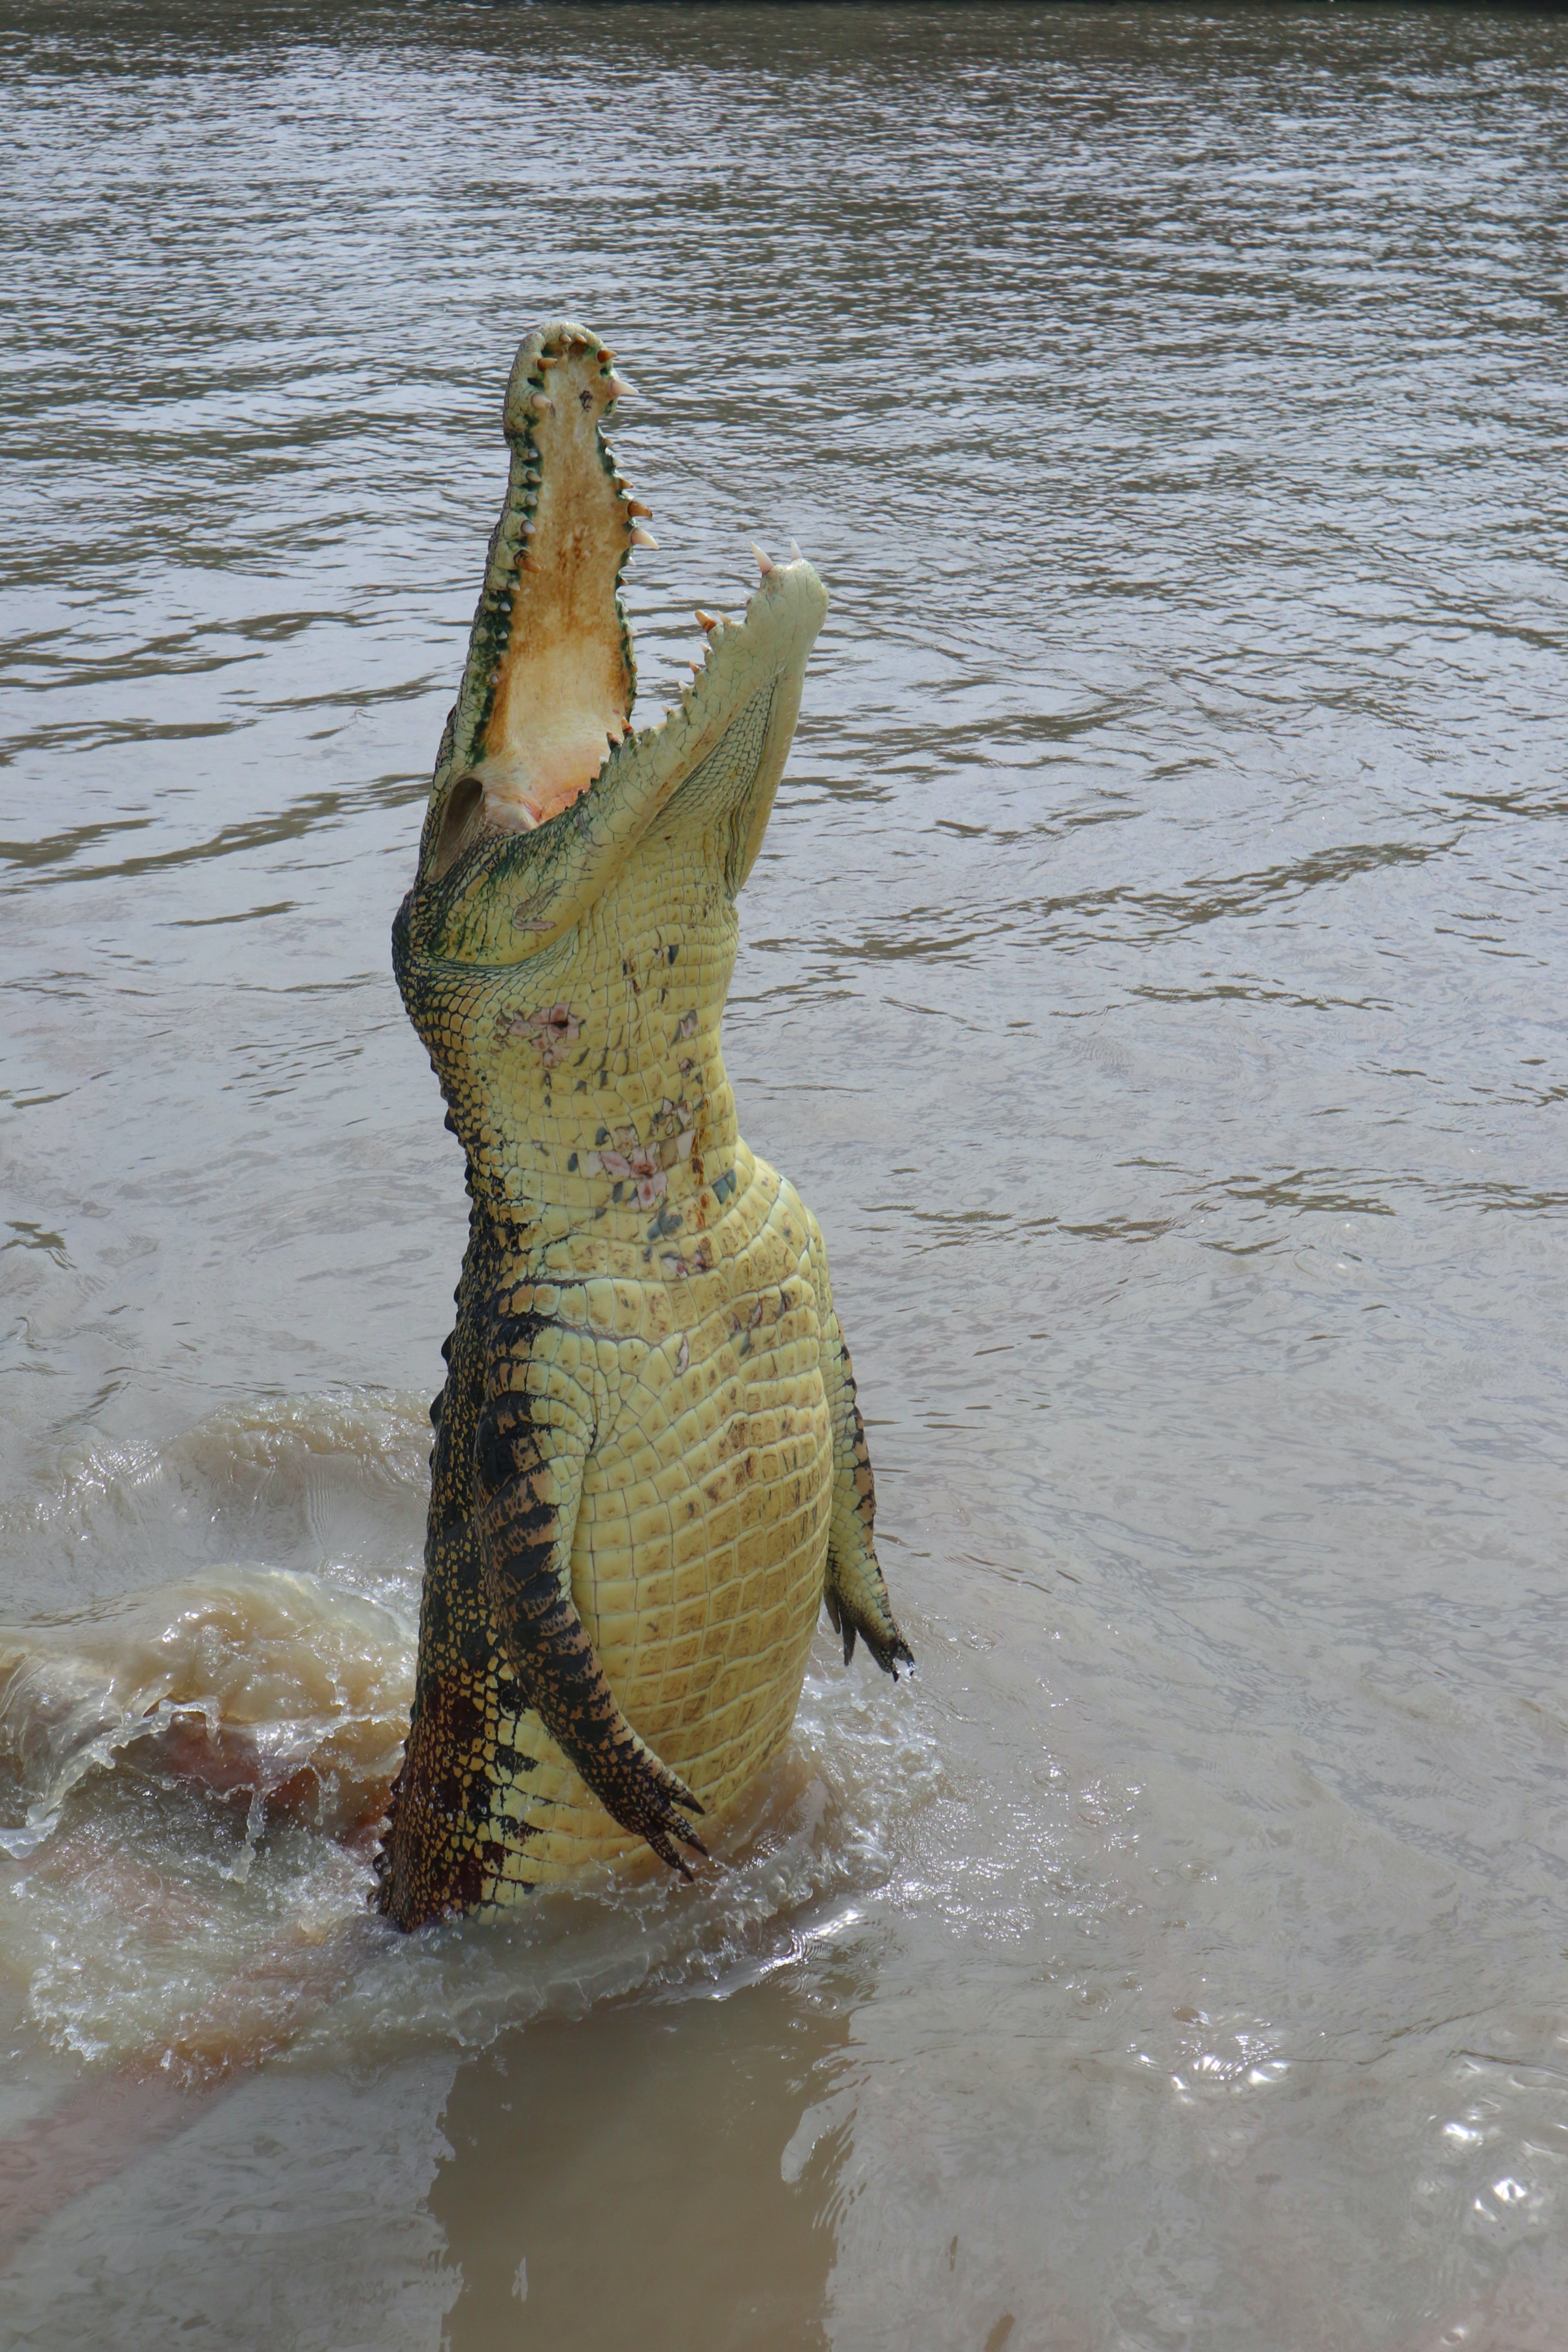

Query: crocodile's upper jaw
477,329,637,833
425,323,636,882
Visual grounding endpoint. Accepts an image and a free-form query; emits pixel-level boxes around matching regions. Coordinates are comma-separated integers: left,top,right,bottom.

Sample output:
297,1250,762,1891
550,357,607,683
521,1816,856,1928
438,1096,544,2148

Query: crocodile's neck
405,832,746,1254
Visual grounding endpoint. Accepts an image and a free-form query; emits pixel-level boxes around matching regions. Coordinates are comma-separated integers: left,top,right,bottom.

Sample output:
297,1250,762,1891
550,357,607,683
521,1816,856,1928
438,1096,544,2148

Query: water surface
3,5,1568,2346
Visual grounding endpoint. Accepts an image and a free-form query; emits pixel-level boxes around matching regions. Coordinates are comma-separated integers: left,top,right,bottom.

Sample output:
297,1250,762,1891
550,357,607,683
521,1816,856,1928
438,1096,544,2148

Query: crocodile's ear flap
430,773,487,884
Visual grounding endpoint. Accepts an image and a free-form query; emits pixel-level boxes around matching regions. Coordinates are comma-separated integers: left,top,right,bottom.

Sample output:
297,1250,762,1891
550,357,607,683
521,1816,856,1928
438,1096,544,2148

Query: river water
2,4,1567,2345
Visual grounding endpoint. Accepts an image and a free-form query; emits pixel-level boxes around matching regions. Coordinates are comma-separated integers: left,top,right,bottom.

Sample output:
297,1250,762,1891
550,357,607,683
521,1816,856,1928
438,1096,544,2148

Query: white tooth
751,541,775,575
604,373,636,399
630,527,658,549
789,539,803,562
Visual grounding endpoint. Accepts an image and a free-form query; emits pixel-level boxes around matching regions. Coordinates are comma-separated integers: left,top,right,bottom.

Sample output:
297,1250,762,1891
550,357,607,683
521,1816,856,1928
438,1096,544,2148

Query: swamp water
2,5,1568,2345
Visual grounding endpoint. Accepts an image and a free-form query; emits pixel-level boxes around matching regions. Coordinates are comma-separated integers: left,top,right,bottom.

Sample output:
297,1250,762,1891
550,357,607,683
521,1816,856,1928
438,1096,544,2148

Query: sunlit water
3,4,1568,2346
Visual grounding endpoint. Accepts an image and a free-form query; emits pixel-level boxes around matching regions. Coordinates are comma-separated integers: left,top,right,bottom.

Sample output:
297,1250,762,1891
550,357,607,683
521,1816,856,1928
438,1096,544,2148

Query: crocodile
374,321,912,1931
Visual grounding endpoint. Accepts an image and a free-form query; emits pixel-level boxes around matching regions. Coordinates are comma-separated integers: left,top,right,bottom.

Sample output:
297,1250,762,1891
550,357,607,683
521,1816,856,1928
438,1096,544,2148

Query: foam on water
0,1390,434,1619
0,1564,414,1858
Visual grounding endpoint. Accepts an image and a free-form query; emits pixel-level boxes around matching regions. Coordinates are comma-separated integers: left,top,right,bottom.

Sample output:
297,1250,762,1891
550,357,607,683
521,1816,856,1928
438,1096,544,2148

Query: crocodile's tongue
477,331,643,831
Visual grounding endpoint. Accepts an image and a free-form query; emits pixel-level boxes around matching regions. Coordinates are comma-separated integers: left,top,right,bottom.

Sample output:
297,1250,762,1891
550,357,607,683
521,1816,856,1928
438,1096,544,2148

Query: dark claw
611,1746,713,1879
662,1771,704,1818
647,1804,707,1877
647,1824,693,1879
847,1617,914,1681
825,1581,911,1681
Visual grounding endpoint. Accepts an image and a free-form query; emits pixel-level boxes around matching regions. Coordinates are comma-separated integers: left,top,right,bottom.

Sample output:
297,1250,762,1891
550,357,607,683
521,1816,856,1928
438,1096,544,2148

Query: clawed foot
592,1737,710,1881
824,1584,915,1681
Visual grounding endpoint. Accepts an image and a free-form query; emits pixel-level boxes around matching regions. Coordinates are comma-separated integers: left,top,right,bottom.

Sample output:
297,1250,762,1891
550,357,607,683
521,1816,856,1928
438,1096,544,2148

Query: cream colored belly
477,1155,834,1898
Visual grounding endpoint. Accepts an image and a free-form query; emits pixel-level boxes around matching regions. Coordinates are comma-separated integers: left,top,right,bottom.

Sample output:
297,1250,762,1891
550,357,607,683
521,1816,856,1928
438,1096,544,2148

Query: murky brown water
4,3,1568,2344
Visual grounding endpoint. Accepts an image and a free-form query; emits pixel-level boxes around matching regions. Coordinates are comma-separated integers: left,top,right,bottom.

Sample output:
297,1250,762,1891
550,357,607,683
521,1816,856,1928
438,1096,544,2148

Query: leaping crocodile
375,321,912,1930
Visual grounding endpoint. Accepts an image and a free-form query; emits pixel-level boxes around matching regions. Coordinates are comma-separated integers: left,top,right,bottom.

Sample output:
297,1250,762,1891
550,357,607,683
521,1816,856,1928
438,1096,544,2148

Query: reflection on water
4,1,1568,2345
434,1982,844,2352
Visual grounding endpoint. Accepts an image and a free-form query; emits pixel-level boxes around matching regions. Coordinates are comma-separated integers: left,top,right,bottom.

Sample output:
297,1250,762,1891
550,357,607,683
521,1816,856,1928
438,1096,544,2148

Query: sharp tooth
519,552,543,573
631,527,658,549
538,354,560,370
688,662,703,678
751,541,775,575
695,609,719,631
604,373,635,399
626,499,653,519
530,393,554,416
789,538,803,562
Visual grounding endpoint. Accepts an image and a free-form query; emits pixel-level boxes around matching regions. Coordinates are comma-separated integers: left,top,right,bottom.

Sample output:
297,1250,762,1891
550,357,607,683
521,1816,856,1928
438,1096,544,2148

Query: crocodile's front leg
474,1295,709,1877
808,1227,914,1678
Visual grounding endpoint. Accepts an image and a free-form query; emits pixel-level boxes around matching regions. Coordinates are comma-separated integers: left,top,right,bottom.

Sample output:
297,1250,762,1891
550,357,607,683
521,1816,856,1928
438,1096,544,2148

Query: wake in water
0,1565,413,1862
0,1394,938,2086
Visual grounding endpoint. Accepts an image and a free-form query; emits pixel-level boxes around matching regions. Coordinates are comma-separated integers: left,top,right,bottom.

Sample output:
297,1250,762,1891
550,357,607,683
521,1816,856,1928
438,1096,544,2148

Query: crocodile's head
401,319,827,973
393,320,828,1225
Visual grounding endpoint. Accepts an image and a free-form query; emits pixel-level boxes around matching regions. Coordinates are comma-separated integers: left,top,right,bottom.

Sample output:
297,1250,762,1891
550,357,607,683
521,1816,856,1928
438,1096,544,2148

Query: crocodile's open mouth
464,325,641,836
430,321,799,887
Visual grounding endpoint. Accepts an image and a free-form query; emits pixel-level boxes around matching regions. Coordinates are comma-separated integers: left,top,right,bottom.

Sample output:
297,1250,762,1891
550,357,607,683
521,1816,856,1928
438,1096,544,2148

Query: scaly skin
375,321,911,1930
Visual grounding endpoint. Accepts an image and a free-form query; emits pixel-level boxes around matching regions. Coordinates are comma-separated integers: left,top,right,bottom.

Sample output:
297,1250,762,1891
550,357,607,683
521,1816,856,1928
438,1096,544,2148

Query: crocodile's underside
375,322,911,1928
